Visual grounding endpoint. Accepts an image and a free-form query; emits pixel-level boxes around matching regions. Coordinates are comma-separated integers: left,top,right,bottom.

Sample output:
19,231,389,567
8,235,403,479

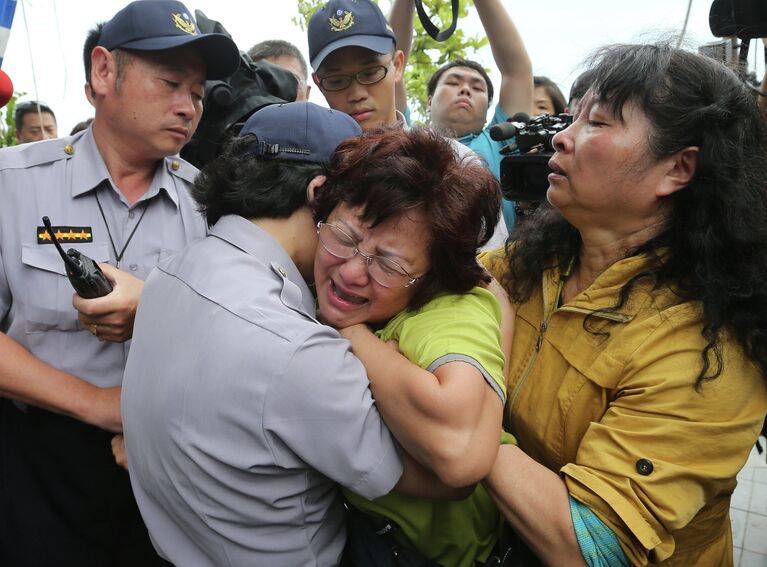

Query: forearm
475,0,533,114
0,332,121,431
484,444,587,567
389,0,414,60
344,325,501,485
389,0,414,112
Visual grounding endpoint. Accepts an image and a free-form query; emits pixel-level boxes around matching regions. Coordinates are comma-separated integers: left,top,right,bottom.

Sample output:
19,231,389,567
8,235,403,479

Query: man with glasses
121,102,459,565
308,0,403,130
14,101,58,143
307,0,508,249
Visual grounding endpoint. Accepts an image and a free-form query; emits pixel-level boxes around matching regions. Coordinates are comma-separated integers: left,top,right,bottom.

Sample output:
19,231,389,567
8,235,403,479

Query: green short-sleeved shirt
344,287,506,567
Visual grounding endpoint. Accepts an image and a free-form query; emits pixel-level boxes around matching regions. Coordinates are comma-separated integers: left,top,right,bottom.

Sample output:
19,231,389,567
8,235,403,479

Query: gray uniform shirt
0,129,206,388
122,215,404,567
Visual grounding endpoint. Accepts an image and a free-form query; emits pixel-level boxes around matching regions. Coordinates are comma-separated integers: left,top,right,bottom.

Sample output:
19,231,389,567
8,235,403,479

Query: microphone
489,112,531,141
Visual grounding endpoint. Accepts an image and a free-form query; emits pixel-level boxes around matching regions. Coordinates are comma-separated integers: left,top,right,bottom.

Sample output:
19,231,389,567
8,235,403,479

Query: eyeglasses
317,222,423,288
316,61,390,92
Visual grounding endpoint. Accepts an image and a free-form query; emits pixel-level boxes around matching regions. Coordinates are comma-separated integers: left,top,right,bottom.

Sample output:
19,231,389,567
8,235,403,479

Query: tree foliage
294,0,486,120
0,92,23,148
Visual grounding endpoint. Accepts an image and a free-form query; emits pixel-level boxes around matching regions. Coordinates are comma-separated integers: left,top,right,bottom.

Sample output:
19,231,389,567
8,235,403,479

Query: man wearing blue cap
308,0,404,130
120,102,454,566
307,0,508,250
0,1,239,564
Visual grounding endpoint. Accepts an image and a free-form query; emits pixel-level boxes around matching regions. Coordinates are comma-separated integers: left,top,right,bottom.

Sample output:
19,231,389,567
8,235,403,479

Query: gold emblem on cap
63,144,74,155
172,13,197,35
171,160,180,171
329,10,354,32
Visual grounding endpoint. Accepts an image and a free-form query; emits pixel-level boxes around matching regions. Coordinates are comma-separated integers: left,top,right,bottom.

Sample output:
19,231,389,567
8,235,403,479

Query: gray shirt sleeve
262,326,404,501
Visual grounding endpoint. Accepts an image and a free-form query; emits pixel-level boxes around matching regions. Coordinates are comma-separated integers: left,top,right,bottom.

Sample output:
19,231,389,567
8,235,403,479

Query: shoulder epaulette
165,156,200,185
0,137,77,171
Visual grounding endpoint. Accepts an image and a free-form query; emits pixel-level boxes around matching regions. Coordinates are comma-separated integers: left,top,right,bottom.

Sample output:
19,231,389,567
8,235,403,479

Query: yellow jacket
481,250,767,566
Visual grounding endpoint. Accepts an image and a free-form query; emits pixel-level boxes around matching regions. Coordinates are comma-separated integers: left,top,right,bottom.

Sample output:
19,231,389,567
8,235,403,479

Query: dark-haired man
308,0,508,248
121,102,456,565
14,100,58,143
0,1,239,563
391,0,533,229
248,39,311,101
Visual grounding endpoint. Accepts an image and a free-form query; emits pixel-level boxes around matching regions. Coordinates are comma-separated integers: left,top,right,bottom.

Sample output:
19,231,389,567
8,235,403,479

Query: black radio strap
413,0,459,42
95,191,150,269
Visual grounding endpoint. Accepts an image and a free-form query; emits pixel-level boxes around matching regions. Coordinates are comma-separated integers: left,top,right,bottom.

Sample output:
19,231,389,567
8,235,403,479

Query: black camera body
493,113,573,203
179,10,298,169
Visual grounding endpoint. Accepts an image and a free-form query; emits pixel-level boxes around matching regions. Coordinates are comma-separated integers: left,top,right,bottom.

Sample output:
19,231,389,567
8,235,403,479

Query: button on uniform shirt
121,214,404,567
0,129,206,388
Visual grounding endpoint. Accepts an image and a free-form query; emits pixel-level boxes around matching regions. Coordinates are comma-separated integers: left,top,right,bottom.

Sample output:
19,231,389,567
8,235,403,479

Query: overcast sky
2,0,762,134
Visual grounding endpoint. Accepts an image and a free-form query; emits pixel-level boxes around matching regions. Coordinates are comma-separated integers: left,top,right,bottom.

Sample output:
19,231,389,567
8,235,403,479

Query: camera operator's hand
73,263,144,343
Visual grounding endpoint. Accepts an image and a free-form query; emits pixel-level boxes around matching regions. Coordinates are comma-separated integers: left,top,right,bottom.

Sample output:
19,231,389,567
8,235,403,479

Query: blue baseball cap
308,0,396,71
98,0,239,80
239,102,362,163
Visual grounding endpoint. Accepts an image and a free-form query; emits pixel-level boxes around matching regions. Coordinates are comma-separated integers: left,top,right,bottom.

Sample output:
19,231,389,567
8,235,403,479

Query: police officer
0,1,239,564
307,0,508,250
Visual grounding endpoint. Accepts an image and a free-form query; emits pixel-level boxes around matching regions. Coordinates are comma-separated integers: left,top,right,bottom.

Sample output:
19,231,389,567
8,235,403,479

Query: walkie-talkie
42,216,113,298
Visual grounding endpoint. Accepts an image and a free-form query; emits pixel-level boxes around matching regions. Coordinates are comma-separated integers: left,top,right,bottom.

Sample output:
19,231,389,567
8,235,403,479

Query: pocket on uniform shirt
21,243,111,333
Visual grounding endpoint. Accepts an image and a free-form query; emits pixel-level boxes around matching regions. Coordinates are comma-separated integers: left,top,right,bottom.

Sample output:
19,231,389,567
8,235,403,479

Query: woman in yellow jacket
481,43,767,566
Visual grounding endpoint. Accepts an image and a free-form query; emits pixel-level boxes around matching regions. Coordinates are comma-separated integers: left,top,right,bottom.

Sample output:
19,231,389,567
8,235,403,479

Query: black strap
94,191,150,269
413,0,459,42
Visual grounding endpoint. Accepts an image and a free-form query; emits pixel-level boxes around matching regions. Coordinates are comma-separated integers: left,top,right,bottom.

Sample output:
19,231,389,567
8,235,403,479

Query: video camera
490,112,573,204
180,11,298,169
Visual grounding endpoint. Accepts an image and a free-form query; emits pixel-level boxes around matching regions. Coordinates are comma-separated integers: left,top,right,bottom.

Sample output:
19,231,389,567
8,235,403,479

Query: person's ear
426,95,433,114
656,146,699,197
392,50,405,82
90,46,117,98
311,72,321,88
306,174,327,204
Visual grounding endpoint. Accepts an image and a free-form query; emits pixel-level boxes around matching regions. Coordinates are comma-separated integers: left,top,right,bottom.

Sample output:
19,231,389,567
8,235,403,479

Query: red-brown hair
315,127,501,310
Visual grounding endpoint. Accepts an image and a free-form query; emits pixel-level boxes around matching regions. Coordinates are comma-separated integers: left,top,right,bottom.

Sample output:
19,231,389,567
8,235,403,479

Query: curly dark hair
315,127,501,311
193,134,327,227
504,43,767,387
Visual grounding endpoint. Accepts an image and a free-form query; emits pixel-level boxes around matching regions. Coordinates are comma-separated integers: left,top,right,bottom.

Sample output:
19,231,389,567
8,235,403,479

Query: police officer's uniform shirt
0,128,206,388
121,214,404,567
